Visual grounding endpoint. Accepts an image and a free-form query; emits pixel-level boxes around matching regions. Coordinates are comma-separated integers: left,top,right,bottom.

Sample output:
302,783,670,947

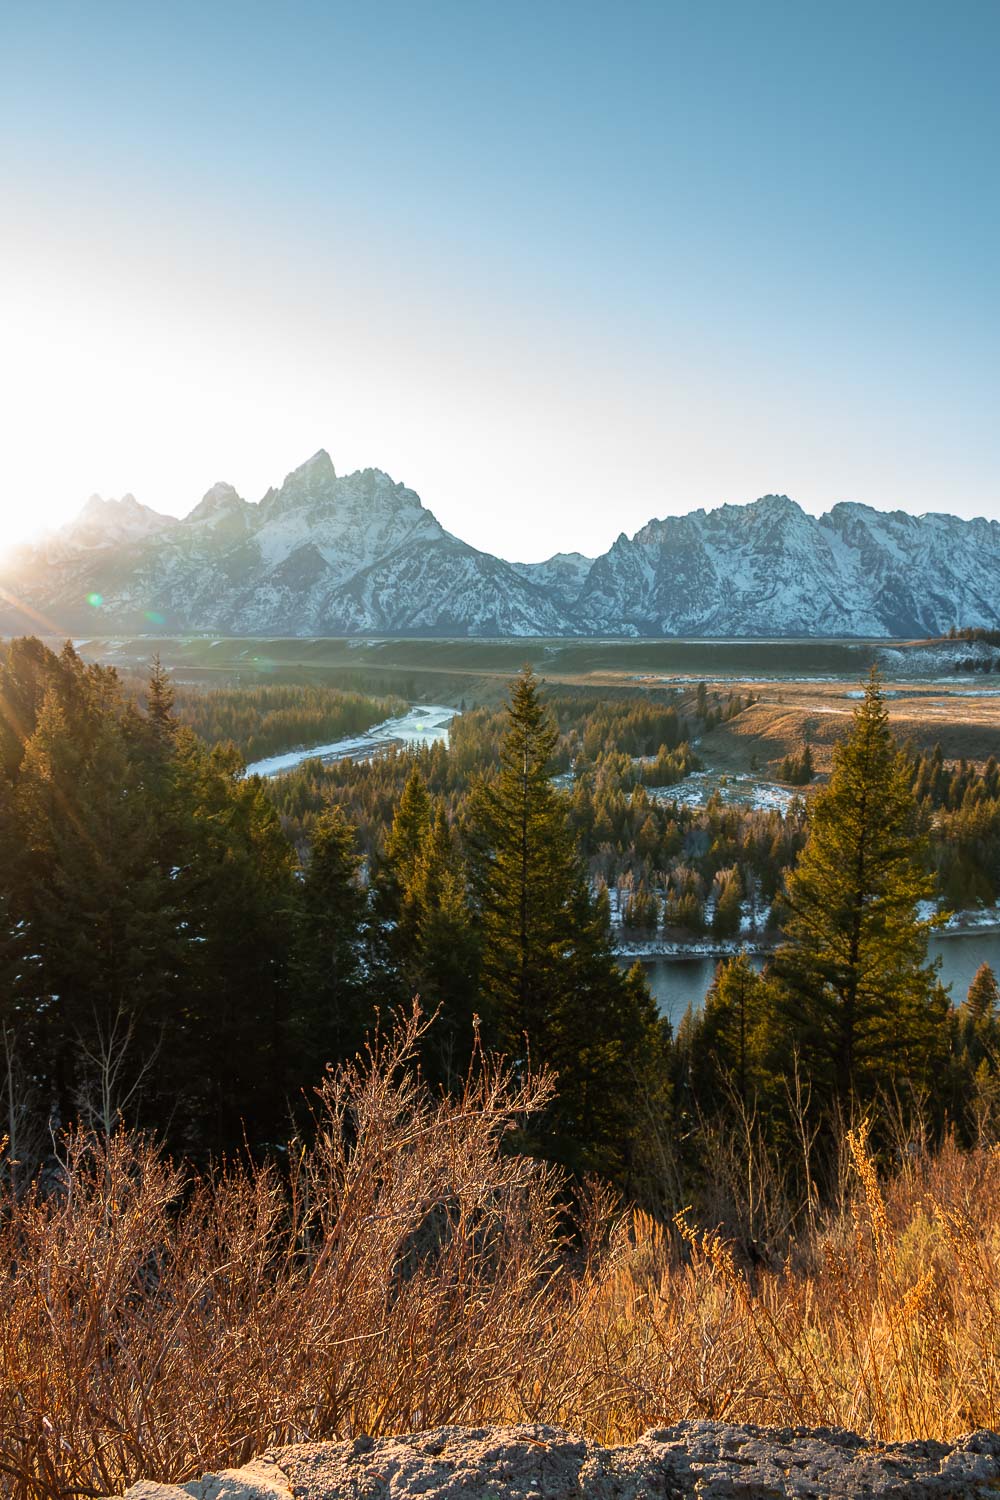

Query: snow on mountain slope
510,552,594,609
252,455,446,582
574,496,885,636
3,461,1000,638
0,451,576,636
50,494,178,556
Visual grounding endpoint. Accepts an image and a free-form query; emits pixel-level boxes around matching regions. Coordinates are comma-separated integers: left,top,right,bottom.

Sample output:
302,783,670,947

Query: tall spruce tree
470,668,579,1055
406,806,480,1081
966,963,1000,1025
694,951,772,1110
772,669,949,1113
470,668,670,1187
171,737,295,1152
291,802,370,1069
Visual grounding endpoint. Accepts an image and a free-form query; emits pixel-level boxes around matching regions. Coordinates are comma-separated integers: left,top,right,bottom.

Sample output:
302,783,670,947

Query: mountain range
2,449,999,639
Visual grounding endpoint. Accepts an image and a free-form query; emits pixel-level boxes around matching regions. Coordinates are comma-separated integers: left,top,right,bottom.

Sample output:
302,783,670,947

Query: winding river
245,704,456,777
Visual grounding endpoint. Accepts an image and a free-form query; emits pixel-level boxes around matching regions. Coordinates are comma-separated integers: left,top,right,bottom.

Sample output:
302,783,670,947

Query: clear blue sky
1,0,997,559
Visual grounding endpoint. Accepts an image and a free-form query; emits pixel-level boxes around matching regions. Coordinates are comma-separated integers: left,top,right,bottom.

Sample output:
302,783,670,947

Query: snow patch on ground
650,771,800,812
615,937,771,959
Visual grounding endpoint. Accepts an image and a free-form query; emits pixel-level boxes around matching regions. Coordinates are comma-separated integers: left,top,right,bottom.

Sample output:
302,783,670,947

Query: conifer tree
291,802,370,1069
547,887,672,1190
145,655,176,745
469,668,579,1054
375,766,434,994
14,676,182,1126
174,745,294,1150
772,670,948,1112
385,766,433,873
470,669,670,1187
956,962,1000,1095
966,963,1000,1025
406,806,480,1080
0,782,29,1018
712,867,743,937
694,951,770,1109
623,878,659,932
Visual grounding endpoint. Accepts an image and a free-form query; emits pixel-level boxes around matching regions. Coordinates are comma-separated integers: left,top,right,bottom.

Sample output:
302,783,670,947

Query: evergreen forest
6,635,1000,1497
2,635,1000,1199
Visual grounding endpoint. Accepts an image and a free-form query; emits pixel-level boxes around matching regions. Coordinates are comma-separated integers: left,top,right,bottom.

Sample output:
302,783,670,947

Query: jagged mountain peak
79,491,144,519
188,481,244,515
747,492,799,514
261,449,338,517
6,459,1000,638
61,492,176,549
290,447,336,482
541,550,593,567
184,482,251,537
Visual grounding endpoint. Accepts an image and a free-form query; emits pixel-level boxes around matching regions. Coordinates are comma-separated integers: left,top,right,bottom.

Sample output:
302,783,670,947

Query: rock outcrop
108,1420,1000,1498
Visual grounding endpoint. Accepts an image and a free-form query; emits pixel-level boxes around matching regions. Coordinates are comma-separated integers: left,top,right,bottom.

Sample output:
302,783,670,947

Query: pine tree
772,669,949,1112
406,806,480,1081
694,951,770,1109
469,668,579,1054
712,867,743,938
375,766,434,995
145,655,176,746
385,766,433,873
623,879,659,932
966,963,1000,1025
145,728,293,1152
547,889,672,1190
470,669,670,1187
0,778,31,1027
956,962,1000,1092
291,802,370,1069
14,677,182,1127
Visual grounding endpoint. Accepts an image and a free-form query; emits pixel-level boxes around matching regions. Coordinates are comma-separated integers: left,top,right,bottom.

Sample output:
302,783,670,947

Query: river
245,704,456,777
630,931,1000,1026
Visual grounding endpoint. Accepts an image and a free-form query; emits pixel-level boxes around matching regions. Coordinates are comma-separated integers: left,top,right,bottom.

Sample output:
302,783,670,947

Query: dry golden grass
3,1017,1000,1499
705,684,1000,776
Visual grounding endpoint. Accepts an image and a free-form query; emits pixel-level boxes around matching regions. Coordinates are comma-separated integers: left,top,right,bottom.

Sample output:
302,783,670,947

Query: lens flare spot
86,592,103,608
144,610,166,625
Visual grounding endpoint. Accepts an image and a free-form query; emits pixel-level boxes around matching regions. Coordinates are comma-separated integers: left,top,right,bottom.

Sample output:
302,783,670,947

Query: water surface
246,704,456,777
629,931,1000,1028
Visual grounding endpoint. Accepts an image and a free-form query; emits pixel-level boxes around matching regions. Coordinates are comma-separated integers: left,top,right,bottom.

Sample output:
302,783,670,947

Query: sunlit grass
3,1020,1000,1498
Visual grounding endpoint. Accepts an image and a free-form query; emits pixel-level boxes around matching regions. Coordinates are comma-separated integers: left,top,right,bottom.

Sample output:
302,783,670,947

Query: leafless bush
4,1014,1000,1499
0,1007,564,1499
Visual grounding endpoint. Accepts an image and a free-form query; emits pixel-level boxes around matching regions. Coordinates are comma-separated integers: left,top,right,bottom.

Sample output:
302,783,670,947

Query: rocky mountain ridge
3,450,999,638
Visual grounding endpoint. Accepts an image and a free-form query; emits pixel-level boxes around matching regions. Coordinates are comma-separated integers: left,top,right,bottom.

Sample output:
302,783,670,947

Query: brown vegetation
3,1012,1000,1500
706,687,1000,776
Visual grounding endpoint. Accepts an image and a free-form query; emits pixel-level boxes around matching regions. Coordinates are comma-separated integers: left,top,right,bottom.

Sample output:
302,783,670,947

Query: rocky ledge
112,1420,1000,1499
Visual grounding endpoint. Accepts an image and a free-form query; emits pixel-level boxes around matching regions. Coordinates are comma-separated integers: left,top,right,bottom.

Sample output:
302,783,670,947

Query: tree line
2,636,999,1225
0,640,665,1191
120,673,407,762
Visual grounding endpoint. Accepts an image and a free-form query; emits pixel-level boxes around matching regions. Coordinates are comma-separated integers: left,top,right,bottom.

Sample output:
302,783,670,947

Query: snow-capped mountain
2,459,999,639
45,493,180,559
511,552,595,609
0,451,567,637
574,496,1000,638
